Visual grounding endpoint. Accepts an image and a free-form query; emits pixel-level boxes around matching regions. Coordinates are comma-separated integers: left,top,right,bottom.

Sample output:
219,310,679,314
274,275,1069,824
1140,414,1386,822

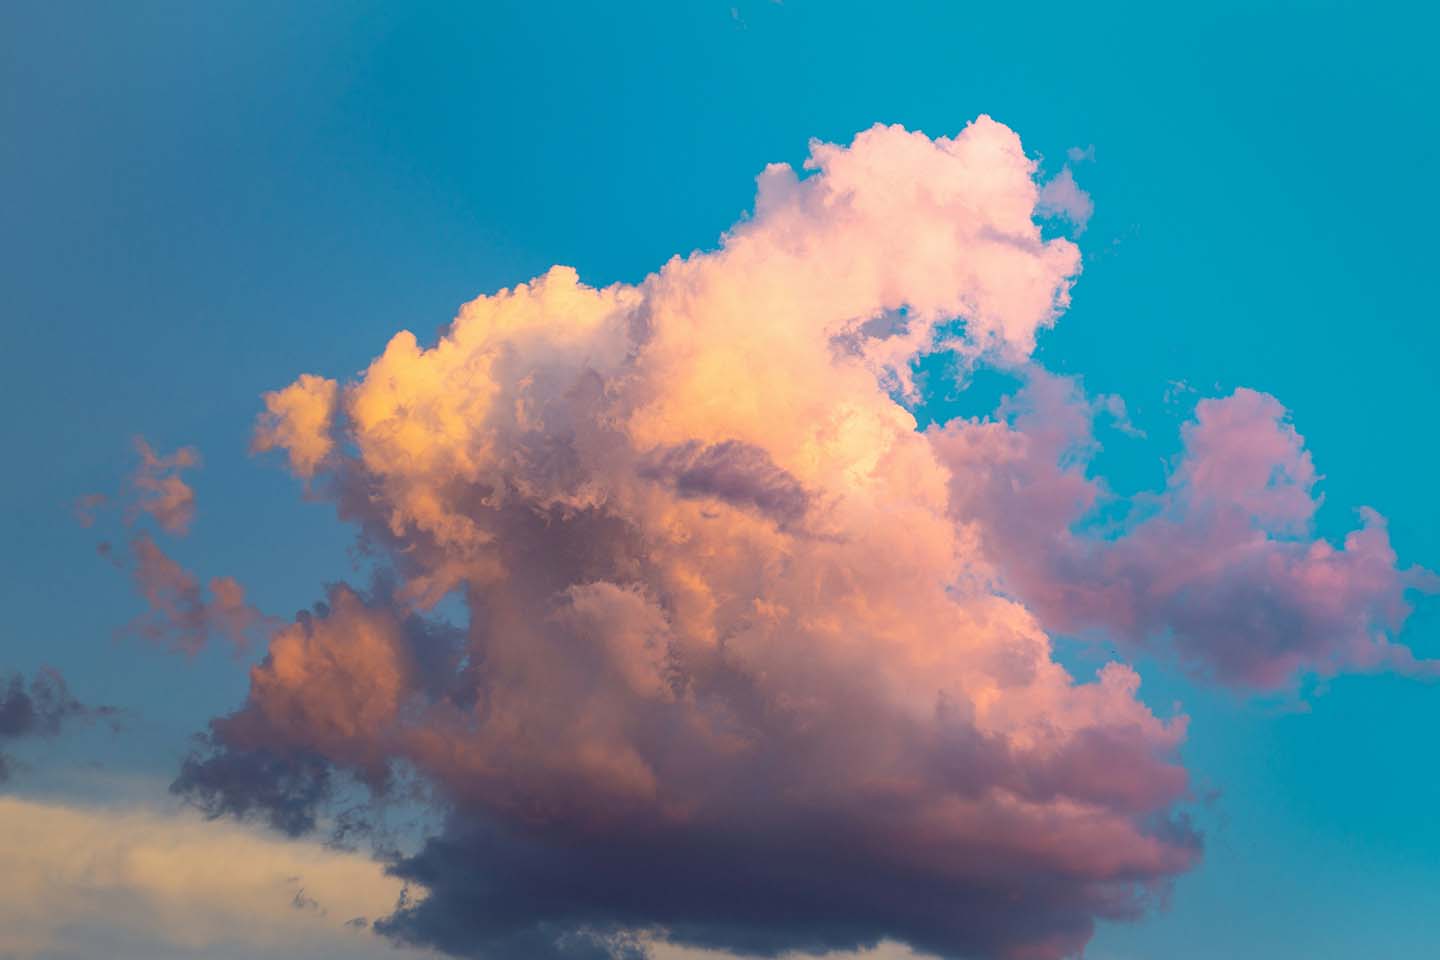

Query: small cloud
1037,166,1094,235
83,440,275,656
1164,379,1196,405
130,437,200,536
1096,393,1145,437
122,534,274,656
72,493,107,528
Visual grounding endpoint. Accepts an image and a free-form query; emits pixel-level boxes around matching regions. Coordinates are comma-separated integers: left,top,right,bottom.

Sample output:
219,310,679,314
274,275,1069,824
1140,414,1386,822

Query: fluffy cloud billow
172,117,1432,960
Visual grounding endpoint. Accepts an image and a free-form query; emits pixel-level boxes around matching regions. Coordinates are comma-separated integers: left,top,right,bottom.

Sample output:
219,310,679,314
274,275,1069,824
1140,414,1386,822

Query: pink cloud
124,534,271,656
81,440,275,657
130,437,200,535
1036,167,1094,235
253,374,339,480
179,119,1196,960
162,113,1434,960
933,372,1437,689
71,493,107,529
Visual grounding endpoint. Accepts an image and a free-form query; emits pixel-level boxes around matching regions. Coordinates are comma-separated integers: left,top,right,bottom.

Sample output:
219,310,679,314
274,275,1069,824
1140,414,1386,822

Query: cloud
73,492,107,528
161,113,1435,959
75,436,201,536
0,669,86,740
254,374,341,480
1036,167,1093,235
932,369,1438,688
130,437,201,535
82,440,275,656
0,794,437,960
637,440,810,526
122,533,271,656
181,118,1198,960
0,669,114,783
173,739,336,836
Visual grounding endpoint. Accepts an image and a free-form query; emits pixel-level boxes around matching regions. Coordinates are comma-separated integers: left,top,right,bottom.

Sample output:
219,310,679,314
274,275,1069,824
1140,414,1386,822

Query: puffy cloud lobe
933,372,1438,688
215,585,428,781
254,374,340,479
176,580,469,835
184,118,1199,960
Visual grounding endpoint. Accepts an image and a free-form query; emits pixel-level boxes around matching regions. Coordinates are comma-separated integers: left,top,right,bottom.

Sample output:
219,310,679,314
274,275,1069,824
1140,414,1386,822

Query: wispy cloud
130,437,201,535
0,669,117,784
82,439,274,656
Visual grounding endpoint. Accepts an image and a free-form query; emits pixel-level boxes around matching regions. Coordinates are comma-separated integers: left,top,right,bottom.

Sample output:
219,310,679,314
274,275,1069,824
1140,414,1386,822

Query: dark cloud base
375,811,1198,960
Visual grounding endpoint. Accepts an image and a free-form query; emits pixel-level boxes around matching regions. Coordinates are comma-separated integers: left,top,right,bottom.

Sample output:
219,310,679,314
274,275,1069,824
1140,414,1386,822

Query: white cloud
0,794,437,960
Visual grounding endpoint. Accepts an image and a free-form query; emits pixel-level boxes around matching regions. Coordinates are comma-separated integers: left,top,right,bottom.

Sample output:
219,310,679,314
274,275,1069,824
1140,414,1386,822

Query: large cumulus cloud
173,117,1429,960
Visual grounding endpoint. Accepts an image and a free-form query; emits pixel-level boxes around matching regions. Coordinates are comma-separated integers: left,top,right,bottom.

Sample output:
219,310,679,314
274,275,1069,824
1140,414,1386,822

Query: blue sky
3,3,1439,958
